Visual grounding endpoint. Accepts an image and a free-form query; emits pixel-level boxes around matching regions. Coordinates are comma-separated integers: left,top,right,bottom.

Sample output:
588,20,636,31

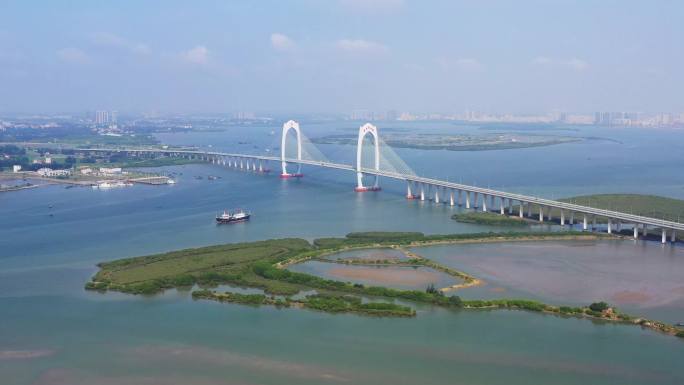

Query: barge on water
216,209,251,224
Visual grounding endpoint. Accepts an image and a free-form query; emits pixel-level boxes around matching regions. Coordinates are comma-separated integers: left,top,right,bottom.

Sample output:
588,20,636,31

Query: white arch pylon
280,120,303,178
355,123,381,192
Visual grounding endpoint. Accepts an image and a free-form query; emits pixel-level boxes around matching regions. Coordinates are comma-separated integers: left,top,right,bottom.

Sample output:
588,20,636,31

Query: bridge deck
77,148,684,232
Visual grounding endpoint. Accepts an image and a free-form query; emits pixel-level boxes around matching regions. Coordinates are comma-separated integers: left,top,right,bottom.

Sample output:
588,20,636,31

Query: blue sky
0,0,682,114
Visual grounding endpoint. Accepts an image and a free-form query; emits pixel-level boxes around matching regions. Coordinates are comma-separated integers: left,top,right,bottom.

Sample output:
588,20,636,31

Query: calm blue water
2,123,684,385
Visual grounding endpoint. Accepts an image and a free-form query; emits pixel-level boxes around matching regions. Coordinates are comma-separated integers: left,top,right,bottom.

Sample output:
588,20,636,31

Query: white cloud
532,56,552,65
453,58,482,71
91,32,150,55
336,39,388,54
338,0,404,13
532,56,589,71
180,45,209,65
56,47,91,64
437,57,482,72
566,58,589,71
270,33,295,52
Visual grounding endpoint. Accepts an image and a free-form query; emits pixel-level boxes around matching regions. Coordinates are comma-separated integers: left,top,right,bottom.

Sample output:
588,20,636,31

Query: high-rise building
111,110,118,124
95,110,110,125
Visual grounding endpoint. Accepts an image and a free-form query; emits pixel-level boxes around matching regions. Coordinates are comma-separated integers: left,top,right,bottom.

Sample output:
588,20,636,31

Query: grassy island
192,290,415,317
451,211,528,227
85,231,683,338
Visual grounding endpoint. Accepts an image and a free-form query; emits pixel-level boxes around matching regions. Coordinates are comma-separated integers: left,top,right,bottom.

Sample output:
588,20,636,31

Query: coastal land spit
86,231,684,340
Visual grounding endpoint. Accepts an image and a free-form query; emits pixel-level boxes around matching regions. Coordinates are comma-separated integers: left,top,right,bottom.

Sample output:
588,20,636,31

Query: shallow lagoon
288,259,460,291
412,240,684,323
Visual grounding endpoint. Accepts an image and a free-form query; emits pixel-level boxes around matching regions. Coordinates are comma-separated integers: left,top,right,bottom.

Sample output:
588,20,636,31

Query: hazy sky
1,0,682,115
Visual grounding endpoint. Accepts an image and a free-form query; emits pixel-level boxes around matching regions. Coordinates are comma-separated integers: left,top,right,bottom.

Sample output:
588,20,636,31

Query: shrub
589,301,609,312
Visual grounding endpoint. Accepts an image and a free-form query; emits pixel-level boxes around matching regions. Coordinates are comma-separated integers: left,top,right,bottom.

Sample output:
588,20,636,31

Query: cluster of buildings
36,167,71,177
79,167,124,176
346,109,684,127
593,112,683,127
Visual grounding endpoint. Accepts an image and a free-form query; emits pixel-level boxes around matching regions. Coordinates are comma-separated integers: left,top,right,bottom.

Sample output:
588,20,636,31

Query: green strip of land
451,211,528,226
85,231,683,338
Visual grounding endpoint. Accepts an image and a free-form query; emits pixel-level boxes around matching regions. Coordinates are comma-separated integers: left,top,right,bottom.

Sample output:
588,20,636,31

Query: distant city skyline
1,1,683,114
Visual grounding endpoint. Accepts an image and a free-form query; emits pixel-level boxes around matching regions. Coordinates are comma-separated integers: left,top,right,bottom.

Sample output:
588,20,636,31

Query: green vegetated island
451,211,528,226
311,132,581,151
86,231,684,339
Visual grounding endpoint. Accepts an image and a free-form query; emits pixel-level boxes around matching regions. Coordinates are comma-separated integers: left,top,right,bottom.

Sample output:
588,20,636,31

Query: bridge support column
508,199,514,214
519,201,524,218
662,229,667,244
481,195,487,212
672,230,676,243
489,195,494,210
547,207,553,222
240,159,244,169
616,222,622,232
473,192,479,209
592,216,597,230
607,219,612,234
406,181,413,199
500,197,505,215
642,224,648,237
465,191,470,208
539,206,544,222
527,203,532,217
258,160,263,173
420,183,425,201
633,225,639,239
560,210,565,226
569,212,575,225
434,186,440,204
450,190,455,206
458,190,463,206
583,215,588,230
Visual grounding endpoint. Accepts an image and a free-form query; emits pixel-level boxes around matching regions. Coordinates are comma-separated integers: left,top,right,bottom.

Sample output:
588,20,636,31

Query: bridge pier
458,190,463,206
473,192,479,209
420,183,425,201
616,221,622,232
406,181,413,199
500,197,505,215
583,215,588,231
519,201,524,218
538,206,544,222
560,210,565,226
434,186,440,204
634,225,639,239
527,203,532,218
607,219,612,234
547,207,552,222
508,199,514,214
643,224,648,237
569,211,574,225
481,194,487,212
450,189,455,206
672,230,676,243
592,216,597,231
465,191,470,208
662,229,667,244
489,195,495,210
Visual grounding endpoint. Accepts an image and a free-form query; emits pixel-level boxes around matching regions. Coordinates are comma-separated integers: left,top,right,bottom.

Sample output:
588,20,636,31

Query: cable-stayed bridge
77,120,683,244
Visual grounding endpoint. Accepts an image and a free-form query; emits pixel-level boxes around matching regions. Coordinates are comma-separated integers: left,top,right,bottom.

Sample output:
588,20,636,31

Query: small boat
216,209,251,224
